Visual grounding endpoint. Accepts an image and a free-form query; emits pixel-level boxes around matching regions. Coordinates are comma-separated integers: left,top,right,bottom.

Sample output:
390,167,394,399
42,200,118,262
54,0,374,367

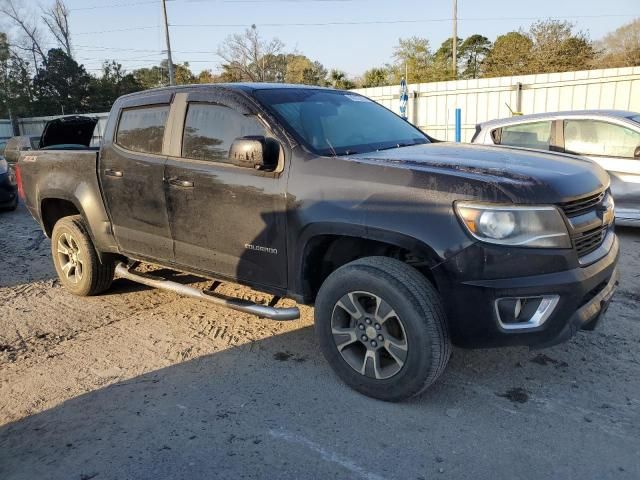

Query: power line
72,13,637,35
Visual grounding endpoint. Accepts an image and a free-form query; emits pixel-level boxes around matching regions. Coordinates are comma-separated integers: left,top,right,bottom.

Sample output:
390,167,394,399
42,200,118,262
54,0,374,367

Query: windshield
254,88,428,156
628,114,640,125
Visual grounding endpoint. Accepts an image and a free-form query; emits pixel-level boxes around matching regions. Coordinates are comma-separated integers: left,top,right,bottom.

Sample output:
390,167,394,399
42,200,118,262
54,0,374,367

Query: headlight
0,159,7,175
455,202,571,248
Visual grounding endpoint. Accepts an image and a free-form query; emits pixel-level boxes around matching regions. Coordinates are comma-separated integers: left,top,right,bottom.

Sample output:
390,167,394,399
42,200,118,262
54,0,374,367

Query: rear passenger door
562,119,640,219
163,92,288,289
100,94,173,260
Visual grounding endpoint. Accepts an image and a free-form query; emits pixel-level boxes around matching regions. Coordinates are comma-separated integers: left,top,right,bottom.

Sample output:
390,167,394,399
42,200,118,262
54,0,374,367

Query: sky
12,0,640,77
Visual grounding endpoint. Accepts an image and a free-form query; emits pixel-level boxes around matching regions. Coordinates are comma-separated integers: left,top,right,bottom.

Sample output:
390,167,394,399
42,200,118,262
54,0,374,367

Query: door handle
104,168,123,178
167,177,194,188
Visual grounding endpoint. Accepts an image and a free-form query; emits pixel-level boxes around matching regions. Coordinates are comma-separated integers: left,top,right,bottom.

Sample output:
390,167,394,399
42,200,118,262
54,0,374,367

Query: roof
117,82,337,101
478,109,639,128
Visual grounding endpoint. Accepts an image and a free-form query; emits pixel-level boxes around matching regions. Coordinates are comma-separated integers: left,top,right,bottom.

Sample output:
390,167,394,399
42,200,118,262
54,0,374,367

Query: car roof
116,82,338,102
478,110,639,129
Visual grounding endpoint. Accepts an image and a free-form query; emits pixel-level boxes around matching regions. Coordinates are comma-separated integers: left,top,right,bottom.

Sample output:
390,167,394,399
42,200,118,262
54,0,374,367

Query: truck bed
18,149,113,248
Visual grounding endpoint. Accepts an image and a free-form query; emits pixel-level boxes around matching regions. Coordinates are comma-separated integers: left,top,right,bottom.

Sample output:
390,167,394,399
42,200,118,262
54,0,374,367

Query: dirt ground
1,203,639,480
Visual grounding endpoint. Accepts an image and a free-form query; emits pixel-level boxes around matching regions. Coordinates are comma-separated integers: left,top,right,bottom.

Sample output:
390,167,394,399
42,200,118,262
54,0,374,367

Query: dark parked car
0,155,18,211
14,85,619,401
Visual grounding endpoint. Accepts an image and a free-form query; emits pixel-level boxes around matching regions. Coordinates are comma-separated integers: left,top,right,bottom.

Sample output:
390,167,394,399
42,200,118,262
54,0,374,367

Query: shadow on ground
1,322,638,480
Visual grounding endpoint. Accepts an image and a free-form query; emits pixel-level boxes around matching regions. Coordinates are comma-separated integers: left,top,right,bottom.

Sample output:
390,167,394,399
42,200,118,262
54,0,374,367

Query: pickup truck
14,84,619,401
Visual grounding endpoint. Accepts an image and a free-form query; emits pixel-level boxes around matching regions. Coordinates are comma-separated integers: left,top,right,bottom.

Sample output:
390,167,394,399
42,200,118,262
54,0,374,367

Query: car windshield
254,88,429,156
628,114,640,125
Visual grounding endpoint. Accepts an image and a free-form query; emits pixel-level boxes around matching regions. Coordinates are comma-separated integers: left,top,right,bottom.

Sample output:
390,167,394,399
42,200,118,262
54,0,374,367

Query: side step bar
114,263,300,321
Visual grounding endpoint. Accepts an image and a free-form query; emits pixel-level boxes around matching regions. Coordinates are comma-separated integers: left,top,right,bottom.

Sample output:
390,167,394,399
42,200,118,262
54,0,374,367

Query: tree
483,32,533,77
328,69,355,90
390,36,434,83
432,37,464,80
33,48,92,115
0,0,47,67
527,20,595,73
361,67,388,87
217,25,285,82
285,54,327,85
88,60,140,111
598,18,640,68
459,34,491,79
42,0,72,59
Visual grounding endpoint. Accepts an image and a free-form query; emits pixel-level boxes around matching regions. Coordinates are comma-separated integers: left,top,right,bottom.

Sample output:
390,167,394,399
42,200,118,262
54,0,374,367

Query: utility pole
161,0,175,86
452,0,457,79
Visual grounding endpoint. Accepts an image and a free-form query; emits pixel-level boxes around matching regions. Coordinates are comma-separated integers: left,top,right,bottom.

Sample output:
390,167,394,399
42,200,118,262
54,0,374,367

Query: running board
114,263,300,321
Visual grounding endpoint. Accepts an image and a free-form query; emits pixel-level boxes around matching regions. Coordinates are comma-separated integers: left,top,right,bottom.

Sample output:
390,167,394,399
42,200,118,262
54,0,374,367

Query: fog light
495,295,559,330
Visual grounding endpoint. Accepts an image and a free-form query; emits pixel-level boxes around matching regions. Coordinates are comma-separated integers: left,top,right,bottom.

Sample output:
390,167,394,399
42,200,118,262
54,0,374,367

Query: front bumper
0,171,18,208
436,232,620,348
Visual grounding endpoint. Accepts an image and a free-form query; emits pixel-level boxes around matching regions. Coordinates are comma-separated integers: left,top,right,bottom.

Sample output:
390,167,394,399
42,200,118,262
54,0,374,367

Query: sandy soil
1,203,639,480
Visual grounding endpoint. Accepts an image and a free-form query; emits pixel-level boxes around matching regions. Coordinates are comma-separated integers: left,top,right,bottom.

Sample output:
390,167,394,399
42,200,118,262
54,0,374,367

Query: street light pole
161,0,175,86
452,0,457,79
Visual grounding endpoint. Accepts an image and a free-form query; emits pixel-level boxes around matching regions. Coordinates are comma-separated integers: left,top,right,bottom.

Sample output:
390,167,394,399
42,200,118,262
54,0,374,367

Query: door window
496,121,552,150
564,120,640,158
182,104,266,163
116,105,169,154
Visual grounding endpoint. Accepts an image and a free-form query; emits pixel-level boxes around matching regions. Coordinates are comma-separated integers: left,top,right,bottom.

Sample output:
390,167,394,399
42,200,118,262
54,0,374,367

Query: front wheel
315,257,451,402
51,215,115,296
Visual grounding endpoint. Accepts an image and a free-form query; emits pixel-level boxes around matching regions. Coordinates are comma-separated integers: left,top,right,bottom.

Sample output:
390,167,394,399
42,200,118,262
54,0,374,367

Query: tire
51,215,115,296
315,256,451,402
7,196,18,211
0,196,18,212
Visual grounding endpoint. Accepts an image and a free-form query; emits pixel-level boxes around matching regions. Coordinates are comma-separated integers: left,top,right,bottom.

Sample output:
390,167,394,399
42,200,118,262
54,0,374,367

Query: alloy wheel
56,232,84,284
331,291,408,380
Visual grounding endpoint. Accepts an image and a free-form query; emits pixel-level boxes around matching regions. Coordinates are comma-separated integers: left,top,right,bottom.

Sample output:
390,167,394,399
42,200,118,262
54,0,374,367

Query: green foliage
459,35,492,79
285,55,327,85
329,69,355,90
527,20,595,73
390,36,434,83
483,32,534,77
431,37,463,81
0,33,8,63
361,67,389,87
32,48,92,115
89,61,141,112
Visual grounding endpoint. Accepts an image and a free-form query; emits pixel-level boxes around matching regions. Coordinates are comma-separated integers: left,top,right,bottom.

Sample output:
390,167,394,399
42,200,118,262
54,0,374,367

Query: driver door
163,92,288,289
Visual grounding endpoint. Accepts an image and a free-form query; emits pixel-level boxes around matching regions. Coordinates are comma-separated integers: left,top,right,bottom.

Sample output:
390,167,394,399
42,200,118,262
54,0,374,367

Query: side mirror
634,145,640,159
3,136,33,164
229,136,280,171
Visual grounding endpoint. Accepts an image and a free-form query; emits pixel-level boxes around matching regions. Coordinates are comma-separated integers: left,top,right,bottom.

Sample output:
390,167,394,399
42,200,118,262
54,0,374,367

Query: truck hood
350,143,610,203
40,116,98,149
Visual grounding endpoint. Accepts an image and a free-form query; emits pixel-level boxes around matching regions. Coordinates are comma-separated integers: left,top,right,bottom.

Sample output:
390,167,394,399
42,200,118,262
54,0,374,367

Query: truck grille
558,191,605,217
557,189,610,258
573,225,607,257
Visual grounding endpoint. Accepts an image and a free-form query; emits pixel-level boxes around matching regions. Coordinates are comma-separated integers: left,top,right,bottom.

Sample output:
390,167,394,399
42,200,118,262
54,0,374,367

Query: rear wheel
51,215,115,296
315,256,450,402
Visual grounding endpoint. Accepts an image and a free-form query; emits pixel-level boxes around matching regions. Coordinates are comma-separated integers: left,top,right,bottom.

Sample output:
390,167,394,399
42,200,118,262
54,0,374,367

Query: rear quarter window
116,105,170,154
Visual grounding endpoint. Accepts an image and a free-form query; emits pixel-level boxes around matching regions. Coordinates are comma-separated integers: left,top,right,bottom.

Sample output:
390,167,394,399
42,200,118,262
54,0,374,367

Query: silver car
472,110,640,226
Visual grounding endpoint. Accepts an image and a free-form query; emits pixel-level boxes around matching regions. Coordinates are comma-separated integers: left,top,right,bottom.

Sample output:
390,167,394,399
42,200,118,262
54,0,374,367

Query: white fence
2,66,639,145
353,66,640,142
0,120,13,142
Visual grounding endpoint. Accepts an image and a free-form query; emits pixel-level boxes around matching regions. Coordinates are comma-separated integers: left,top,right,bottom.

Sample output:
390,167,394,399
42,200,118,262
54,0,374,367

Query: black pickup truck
14,84,619,401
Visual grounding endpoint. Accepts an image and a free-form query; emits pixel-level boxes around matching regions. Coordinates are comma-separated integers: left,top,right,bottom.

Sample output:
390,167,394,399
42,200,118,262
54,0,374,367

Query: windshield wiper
376,141,423,152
